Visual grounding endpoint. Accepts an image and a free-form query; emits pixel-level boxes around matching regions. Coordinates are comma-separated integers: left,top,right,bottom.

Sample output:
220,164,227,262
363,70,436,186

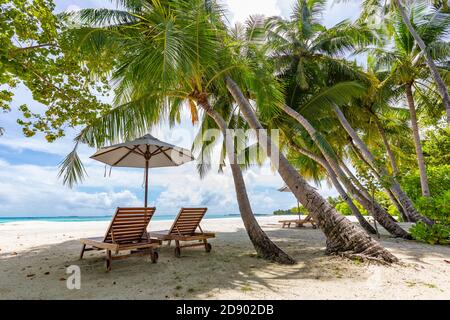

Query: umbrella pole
297,201,300,220
144,159,149,208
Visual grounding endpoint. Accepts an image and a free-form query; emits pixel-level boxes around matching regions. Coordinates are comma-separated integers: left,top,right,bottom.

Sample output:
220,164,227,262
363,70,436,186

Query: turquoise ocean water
0,213,270,224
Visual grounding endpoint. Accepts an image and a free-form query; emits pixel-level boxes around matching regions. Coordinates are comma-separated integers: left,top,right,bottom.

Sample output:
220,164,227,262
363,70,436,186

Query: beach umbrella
91,134,194,207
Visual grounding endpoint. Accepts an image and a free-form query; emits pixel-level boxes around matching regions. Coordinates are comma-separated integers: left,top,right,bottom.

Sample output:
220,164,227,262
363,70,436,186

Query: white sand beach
0,215,449,300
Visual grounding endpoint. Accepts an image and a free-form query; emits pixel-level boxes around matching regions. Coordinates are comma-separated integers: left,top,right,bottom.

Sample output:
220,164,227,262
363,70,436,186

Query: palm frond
58,138,87,188
298,81,367,114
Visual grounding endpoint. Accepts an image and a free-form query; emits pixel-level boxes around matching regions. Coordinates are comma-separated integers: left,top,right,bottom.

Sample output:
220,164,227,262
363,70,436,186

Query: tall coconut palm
225,76,397,262
370,4,450,197
224,20,398,261
286,136,378,234
265,0,433,226
253,82,378,235
59,0,295,264
331,102,433,225
345,70,414,220
357,0,450,126
261,0,411,236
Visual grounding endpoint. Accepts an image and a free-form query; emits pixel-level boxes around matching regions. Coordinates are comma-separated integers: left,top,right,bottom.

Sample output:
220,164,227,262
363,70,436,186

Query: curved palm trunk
349,142,409,222
405,84,430,197
372,113,399,176
197,96,295,265
333,104,433,226
369,115,409,221
290,142,377,235
281,104,409,238
226,76,398,263
396,0,450,127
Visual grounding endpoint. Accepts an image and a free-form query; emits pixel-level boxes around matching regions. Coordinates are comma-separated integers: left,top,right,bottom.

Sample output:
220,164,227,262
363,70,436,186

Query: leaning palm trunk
290,142,377,235
226,76,398,263
196,95,295,264
372,113,399,176
396,0,450,126
349,142,409,222
369,115,410,221
280,104,409,238
333,104,433,226
405,84,430,197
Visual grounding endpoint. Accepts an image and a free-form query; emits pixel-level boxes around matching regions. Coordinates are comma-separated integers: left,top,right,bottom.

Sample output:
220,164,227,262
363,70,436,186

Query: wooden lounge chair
79,207,161,271
149,207,215,257
279,214,317,229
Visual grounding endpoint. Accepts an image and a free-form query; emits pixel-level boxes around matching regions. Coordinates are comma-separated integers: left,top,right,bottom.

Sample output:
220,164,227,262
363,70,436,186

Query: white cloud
66,4,81,12
220,0,361,27
223,0,282,25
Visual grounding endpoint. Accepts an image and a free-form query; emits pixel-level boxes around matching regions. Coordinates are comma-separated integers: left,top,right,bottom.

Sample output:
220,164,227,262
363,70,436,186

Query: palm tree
331,103,433,225
59,0,295,264
262,0,412,235
224,19,398,261
370,4,450,197
287,137,378,234
257,82,378,234
345,70,414,220
358,0,450,126
226,77,397,262
265,0,432,226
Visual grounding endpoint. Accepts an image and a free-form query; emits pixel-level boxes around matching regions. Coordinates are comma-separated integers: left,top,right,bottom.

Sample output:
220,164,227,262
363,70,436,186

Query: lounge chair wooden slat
79,207,160,271
149,207,214,257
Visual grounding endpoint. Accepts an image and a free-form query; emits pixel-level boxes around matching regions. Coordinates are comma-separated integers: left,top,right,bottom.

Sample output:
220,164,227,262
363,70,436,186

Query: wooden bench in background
279,214,317,229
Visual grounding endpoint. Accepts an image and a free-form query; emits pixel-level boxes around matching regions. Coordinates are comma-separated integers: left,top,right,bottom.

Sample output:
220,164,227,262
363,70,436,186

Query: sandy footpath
0,215,449,299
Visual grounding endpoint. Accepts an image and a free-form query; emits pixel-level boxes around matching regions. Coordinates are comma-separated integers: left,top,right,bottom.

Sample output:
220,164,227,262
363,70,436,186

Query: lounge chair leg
174,240,181,257
79,244,86,260
204,240,212,253
105,250,112,272
150,248,158,263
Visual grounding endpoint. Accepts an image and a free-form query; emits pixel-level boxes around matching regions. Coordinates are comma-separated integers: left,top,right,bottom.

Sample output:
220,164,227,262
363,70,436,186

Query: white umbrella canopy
90,134,194,168
91,134,194,207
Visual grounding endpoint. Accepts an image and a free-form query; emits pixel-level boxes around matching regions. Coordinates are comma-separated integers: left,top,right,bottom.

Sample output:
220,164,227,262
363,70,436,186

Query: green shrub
334,200,368,216
335,201,352,215
401,166,450,245
410,222,450,245
291,205,308,214
423,127,450,167
401,165,450,202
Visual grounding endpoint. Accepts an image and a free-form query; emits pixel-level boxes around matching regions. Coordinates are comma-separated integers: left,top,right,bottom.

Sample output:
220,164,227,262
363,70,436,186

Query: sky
0,0,362,217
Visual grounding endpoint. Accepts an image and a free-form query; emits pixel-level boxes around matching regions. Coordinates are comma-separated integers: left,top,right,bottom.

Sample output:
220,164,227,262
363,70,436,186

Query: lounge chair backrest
168,207,208,236
103,207,156,244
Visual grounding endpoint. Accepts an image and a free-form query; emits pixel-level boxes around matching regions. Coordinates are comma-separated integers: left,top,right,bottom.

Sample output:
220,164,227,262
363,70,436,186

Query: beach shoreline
1,215,449,299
